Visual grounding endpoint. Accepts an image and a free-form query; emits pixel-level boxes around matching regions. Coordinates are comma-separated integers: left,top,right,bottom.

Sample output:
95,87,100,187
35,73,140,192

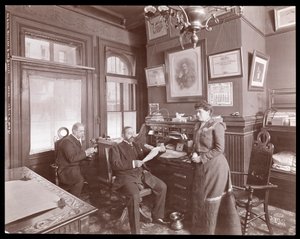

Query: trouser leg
148,175,167,220
121,183,141,234
69,177,84,197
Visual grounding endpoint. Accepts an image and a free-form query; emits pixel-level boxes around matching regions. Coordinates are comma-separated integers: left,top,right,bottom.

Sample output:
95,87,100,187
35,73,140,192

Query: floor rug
82,184,295,235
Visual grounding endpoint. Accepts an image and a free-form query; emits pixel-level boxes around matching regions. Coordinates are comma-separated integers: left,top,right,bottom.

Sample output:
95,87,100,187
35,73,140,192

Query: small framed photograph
208,48,243,79
145,15,168,41
249,50,270,91
274,6,295,31
148,103,159,115
145,65,166,87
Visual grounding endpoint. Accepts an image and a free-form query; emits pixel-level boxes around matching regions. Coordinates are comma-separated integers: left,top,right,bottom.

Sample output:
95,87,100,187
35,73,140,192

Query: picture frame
248,50,270,91
164,40,207,103
208,48,243,79
145,64,166,87
274,6,295,31
148,103,160,115
145,15,168,42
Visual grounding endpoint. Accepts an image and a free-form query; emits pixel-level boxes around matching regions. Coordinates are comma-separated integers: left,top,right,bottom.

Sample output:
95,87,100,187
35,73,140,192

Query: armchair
232,128,278,235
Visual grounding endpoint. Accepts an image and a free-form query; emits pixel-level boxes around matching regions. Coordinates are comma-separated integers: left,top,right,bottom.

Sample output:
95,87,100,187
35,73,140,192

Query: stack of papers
160,149,187,158
5,180,60,224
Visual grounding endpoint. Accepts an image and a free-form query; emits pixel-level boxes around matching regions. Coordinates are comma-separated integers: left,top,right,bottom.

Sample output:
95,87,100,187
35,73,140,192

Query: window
23,32,86,155
106,76,137,138
25,34,82,65
105,47,137,138
28,72,82,154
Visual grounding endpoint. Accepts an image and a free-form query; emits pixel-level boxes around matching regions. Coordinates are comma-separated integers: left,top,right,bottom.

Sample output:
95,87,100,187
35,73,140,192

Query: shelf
270,168,296,182
263,125,295,133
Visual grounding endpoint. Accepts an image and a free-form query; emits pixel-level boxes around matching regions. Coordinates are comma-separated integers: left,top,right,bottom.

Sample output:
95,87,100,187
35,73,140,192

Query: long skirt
191,156,242,235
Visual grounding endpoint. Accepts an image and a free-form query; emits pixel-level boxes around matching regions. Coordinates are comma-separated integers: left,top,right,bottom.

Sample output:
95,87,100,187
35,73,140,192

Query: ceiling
67,5,146,33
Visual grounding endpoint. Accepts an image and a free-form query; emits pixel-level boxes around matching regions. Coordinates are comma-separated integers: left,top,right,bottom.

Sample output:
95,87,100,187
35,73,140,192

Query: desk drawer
171,171,193,186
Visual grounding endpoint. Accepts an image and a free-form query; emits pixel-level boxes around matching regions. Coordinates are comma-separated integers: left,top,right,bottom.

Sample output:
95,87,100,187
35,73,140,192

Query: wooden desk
5,167,98,234
147,156,194,220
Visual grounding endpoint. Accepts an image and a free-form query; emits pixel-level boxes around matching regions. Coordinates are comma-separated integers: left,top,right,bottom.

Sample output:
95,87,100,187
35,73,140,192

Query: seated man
110,126,168,234
57,122,96,197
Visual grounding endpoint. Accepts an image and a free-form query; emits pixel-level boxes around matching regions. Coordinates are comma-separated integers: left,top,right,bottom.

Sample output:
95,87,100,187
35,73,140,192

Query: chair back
54,127,69,164
246,129,274,186
97,139,117,185
52,127,69,185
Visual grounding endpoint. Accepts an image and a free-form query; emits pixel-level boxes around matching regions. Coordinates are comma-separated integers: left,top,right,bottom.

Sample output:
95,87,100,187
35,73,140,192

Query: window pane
107,112,122,138
29,74,81,154
25,36,50,60
124,112,136,131
107,56,130,75
124,83,136,111
53,43,79,65
107,81,121,111
25,35,82,65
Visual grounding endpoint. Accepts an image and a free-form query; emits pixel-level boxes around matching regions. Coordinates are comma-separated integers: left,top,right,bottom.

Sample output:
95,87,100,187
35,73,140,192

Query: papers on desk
5,180,60,224
160,149,187,158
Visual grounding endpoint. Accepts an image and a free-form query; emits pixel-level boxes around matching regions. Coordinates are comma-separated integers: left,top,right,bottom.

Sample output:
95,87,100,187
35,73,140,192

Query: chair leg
264,202,273,234
243,206,252,235
139,206,152,223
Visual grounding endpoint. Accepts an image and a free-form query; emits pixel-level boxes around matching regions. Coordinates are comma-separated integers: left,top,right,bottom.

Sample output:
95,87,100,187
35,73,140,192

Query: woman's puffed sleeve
199,122,226,164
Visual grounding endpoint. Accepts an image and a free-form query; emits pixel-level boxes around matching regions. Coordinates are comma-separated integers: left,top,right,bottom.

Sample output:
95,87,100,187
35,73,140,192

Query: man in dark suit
57,122,96,197
110,126,168,234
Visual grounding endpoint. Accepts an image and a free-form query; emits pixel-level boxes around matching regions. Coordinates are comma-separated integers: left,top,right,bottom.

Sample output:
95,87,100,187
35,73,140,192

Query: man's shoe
153,218,170,225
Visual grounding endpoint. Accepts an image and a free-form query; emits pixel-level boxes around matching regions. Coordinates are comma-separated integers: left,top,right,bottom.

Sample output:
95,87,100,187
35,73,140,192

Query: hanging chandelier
144,6,242,49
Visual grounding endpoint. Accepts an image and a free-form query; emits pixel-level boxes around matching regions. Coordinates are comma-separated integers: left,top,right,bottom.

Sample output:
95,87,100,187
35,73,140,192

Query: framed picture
145,15,168,41
208,48,243,79
274,6,295,31
145,65,166,87
148,103,159,115
249,50,270,91
164,40,207,102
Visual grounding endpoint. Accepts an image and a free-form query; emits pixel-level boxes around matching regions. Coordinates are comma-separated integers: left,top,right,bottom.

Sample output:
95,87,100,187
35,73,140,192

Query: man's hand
85,147,96,157
133,160,144,168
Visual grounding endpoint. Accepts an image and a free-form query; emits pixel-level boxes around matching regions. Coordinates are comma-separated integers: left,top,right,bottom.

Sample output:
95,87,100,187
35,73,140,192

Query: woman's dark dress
191,119,242,235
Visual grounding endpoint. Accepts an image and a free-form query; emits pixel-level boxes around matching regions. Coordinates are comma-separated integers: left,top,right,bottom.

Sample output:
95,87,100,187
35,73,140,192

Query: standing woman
190,100,241,235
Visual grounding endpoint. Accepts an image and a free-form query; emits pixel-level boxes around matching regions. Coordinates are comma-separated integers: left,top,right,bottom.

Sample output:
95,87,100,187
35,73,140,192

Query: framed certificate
145,65,166,87
208,48,243,79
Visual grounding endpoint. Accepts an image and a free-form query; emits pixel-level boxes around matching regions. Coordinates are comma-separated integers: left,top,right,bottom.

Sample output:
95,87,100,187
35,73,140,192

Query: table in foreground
5,166,98,234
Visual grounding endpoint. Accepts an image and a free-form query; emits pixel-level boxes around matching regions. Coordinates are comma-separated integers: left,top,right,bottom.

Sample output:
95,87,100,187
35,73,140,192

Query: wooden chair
51,127,69,186
232,128,278,235
97,124,153,233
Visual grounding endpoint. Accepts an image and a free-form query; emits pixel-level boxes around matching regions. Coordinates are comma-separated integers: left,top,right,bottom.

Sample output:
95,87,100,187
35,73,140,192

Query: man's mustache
128,136,134,142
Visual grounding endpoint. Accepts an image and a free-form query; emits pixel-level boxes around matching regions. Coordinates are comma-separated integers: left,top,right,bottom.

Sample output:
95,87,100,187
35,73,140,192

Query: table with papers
5,167,97,234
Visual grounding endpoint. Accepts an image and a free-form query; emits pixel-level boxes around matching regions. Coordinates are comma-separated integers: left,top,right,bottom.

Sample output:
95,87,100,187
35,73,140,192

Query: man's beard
128,136,134,143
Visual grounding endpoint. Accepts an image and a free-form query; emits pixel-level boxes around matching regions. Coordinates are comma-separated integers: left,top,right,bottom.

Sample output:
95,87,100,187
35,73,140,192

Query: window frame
104,46,138,138
7,15,94,168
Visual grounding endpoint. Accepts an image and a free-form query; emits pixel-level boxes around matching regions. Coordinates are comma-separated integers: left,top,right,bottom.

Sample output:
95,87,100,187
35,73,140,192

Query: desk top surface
5,167,97,234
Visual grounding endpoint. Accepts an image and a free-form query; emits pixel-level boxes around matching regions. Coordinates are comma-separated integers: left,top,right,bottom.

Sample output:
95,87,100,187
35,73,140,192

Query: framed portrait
249,50,270,91
164,40,207,103
208,48,243,79
145,65,166,87
148,103,159,115
145,15,168,42
274,6,295,31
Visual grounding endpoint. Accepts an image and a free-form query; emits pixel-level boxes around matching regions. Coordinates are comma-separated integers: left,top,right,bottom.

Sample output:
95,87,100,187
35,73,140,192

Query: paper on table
5,180,60,224
160,149,187,158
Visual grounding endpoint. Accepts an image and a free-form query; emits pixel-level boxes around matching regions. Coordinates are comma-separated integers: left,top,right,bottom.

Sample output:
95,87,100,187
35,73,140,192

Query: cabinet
263,88,296,212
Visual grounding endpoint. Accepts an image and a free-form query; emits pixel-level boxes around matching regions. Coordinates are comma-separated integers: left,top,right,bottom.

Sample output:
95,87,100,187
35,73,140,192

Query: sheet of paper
5,180,60,224
160,149,187,158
